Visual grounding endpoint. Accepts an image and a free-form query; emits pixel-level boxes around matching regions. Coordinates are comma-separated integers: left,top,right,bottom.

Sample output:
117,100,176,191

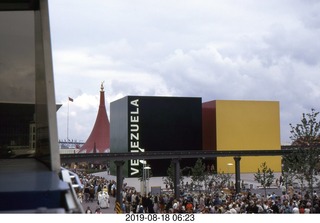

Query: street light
281,163,288,194
143,164,151,196
227,163,233,174
227,163,233,188
144,166,151,178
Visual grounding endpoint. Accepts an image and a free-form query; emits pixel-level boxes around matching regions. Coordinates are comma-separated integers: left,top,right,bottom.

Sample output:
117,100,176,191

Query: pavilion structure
79,82,110,153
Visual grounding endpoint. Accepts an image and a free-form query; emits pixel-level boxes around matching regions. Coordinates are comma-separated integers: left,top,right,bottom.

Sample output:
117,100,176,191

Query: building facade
202,100,282,173
110,96,203,177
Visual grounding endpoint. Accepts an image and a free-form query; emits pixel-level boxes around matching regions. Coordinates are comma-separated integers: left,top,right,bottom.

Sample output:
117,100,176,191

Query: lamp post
227,163,233,174
281,163,288,194
142,163,151,196
227,163,233,188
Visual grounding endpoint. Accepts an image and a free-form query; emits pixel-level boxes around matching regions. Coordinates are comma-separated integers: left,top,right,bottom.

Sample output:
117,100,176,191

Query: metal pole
143,161,146,196
67,99,69,140
115,160,125,208
144,166,151,196
172,159,180,199
234,156,241,194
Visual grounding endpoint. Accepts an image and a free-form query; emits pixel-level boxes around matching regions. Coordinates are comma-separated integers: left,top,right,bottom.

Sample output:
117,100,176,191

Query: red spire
79,82,110,153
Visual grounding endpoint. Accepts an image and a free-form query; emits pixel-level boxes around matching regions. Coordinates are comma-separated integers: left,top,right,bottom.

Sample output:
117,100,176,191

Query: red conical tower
79,82,110,153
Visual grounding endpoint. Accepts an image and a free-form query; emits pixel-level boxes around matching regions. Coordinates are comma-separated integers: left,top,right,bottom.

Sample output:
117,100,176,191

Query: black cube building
110,96,202,177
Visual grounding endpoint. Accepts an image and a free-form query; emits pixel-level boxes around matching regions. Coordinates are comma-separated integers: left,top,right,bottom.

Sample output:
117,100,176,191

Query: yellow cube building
202,100,282,173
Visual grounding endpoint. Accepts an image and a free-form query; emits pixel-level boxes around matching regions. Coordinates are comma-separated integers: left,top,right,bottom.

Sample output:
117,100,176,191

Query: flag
68,97,74,102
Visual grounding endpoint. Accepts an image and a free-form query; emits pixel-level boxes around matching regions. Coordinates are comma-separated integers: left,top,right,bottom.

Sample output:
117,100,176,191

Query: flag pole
67,97,74,140
67,98,69,140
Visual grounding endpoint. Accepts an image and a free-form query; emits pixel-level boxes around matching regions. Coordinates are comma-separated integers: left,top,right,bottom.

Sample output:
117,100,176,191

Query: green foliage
162,162,174,187
191,158,206,182
283,108,320,194
191,158,206,191
254,162,274,197
163,159,232,193
162,161,184,188
209,171,231,193
289,108,320,144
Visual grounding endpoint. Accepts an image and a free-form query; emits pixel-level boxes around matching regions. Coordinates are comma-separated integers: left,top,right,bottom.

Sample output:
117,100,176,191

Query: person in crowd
85,206,92,214
95,207,102,214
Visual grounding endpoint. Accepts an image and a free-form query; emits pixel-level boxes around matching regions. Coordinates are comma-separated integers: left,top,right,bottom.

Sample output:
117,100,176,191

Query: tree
254,162,275,197
282,108,320,210
162,161,184,191
209,171,232,194
191,158,206,192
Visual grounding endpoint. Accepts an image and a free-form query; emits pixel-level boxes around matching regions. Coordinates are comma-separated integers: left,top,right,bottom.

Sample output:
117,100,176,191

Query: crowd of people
71,170,116,213
72,170,320,214
119,188,320,214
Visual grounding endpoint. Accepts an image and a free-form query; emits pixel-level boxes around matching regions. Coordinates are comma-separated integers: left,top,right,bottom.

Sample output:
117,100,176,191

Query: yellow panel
215,100,281,173
217,157,282,174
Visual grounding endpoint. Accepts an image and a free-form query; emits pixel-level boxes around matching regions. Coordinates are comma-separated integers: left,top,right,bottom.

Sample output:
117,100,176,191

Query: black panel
110,96,202,177
0,0,39,11
137,96,202,151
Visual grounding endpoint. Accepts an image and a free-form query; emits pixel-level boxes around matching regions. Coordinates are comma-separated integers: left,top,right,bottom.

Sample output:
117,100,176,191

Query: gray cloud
49,0,320,144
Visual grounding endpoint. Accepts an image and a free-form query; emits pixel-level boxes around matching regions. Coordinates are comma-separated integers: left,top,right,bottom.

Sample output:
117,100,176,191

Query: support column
233,156,241,194
172,159,180,199
114,160,125,208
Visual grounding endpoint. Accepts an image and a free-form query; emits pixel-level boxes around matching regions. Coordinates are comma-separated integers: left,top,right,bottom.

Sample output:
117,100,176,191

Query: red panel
202,100,216,151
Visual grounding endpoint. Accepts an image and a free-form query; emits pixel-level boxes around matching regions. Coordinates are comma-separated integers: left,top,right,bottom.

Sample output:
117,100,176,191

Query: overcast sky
48,0,320,145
